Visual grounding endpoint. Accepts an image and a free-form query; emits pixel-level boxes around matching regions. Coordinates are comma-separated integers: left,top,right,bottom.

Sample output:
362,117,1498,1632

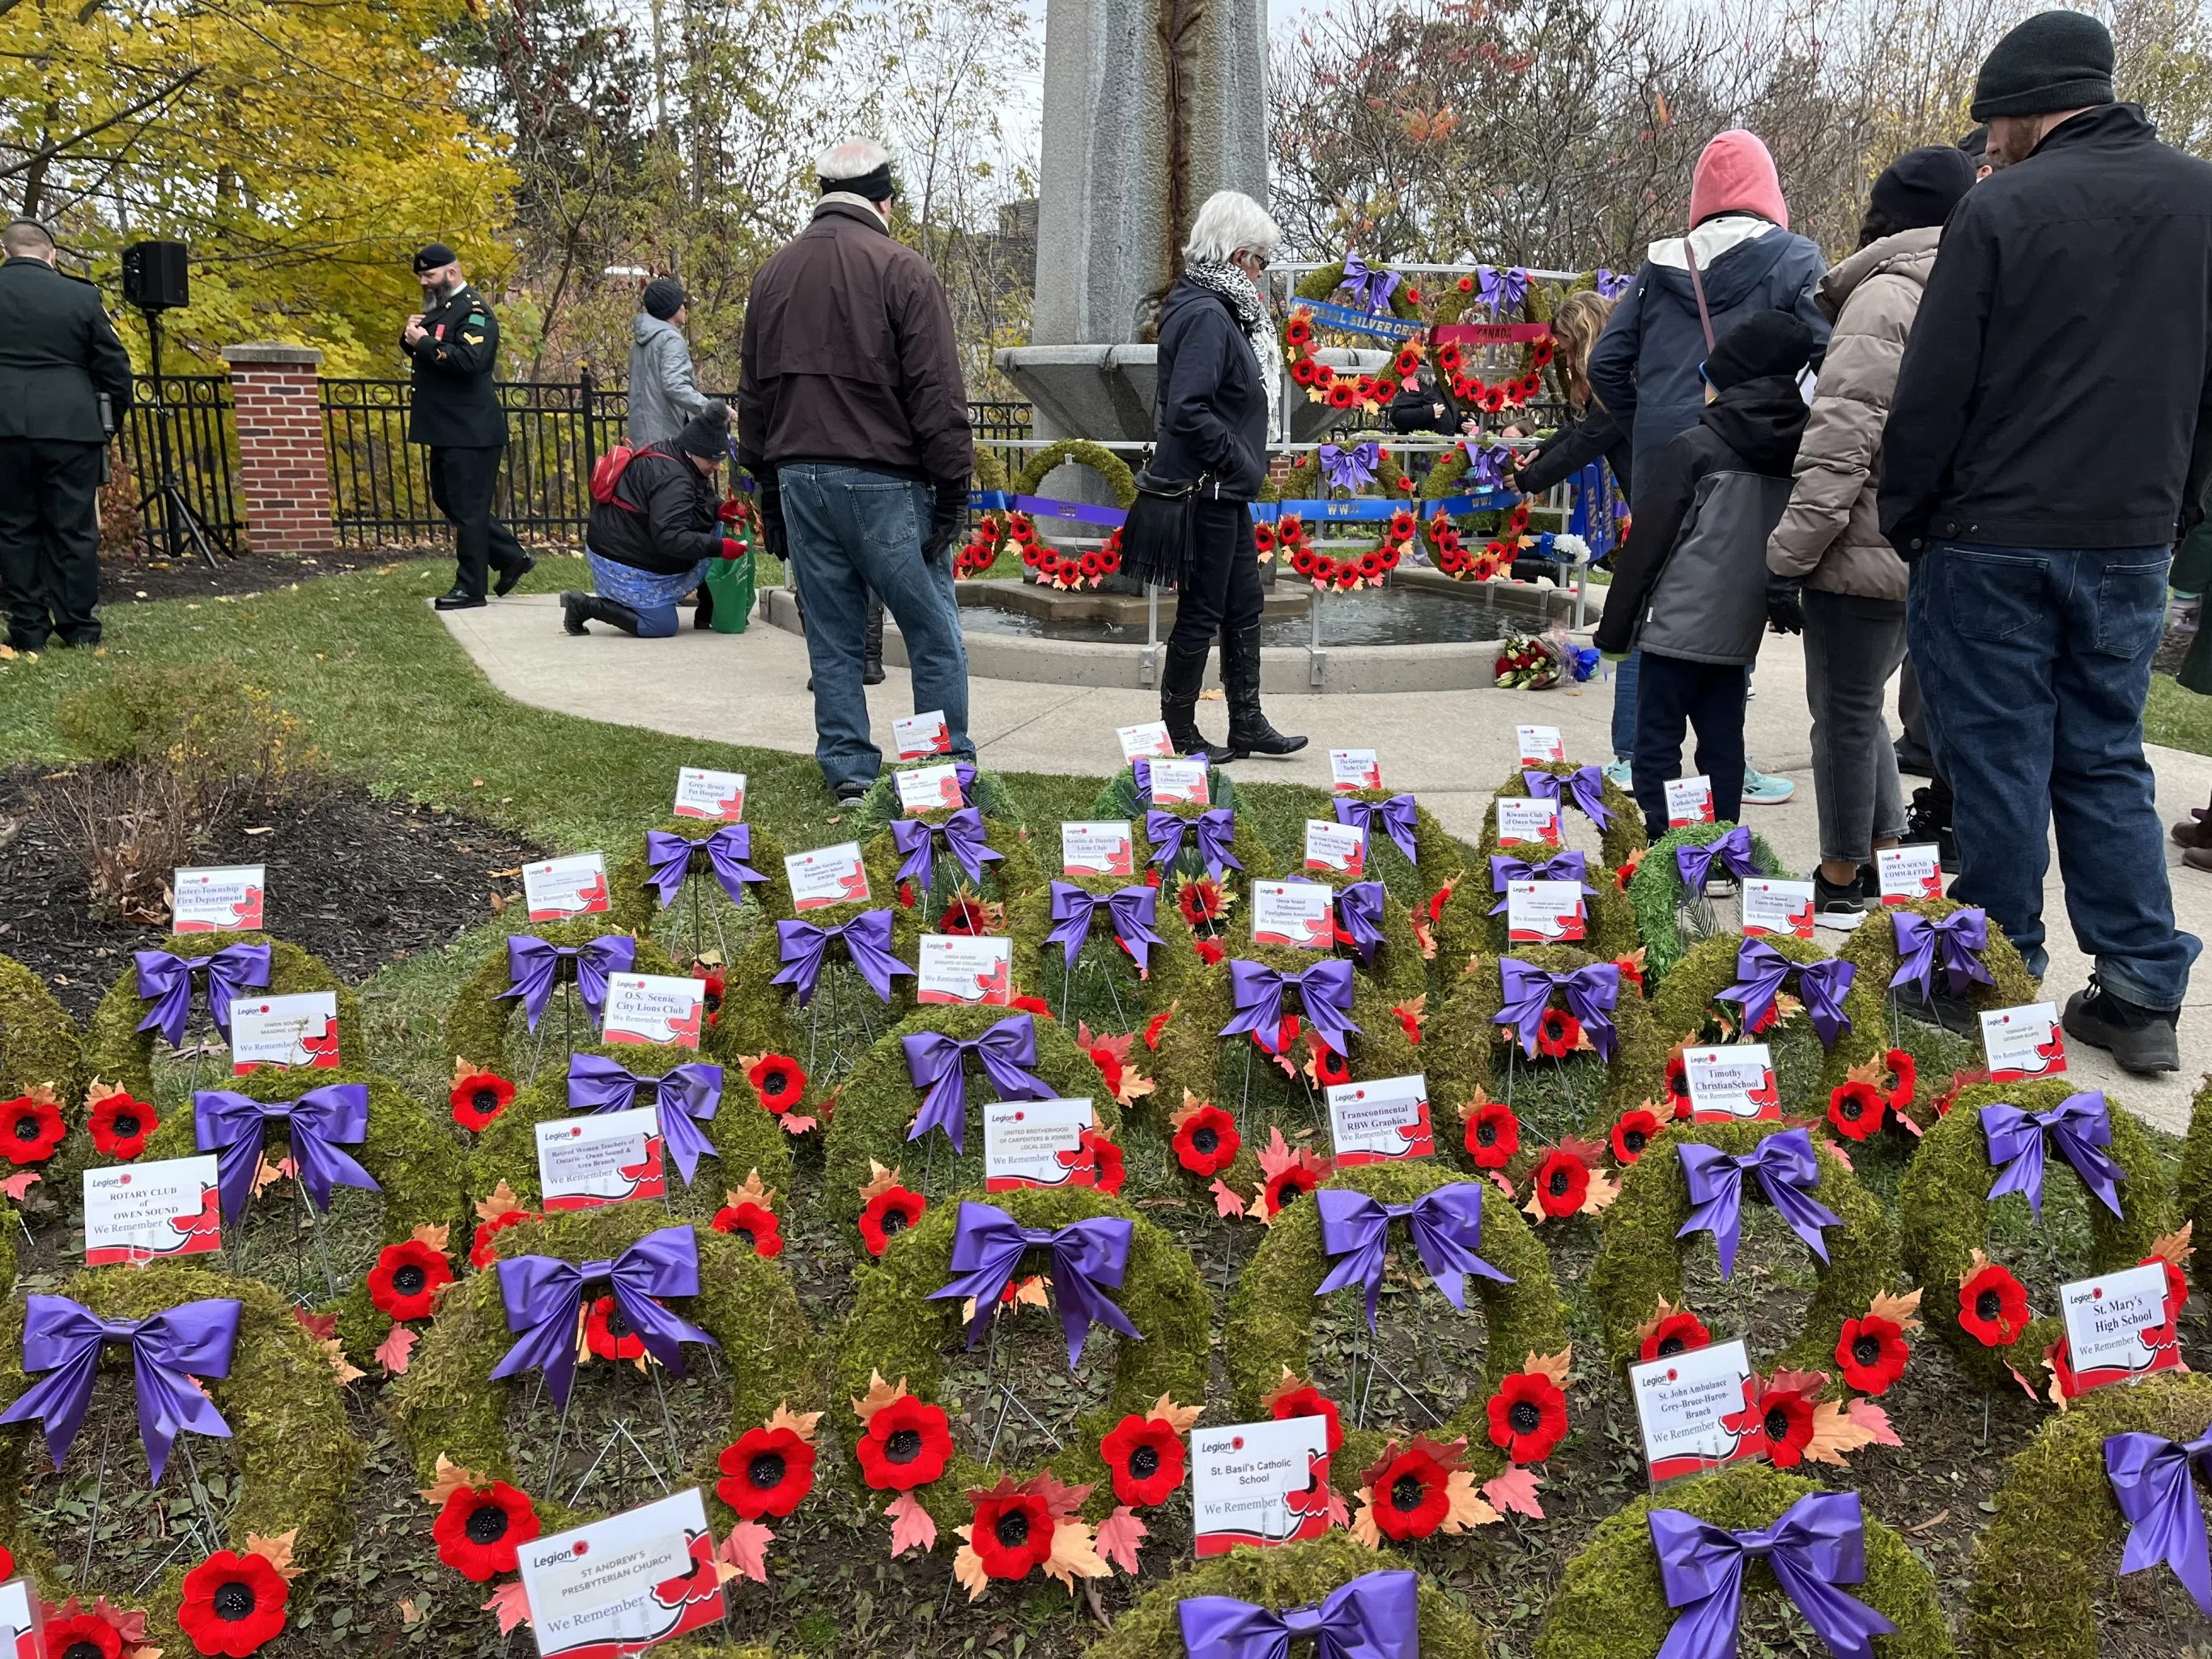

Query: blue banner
1296,298,1428,341
1251,490,1510,522
969,490,1127,527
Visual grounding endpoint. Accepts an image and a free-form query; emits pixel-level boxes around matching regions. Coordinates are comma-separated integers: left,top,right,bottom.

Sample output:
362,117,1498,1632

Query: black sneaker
2063,976,2180,1074
1813,873,1867,933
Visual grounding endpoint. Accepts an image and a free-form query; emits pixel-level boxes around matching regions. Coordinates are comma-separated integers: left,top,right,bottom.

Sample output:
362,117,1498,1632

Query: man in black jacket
0,219,133,651
1879,11,2212,1072
403,244,532,610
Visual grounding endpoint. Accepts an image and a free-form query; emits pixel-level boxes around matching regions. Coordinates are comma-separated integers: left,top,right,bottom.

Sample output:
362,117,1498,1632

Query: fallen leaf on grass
885,1491,936,1558
1908,1508,1951,1534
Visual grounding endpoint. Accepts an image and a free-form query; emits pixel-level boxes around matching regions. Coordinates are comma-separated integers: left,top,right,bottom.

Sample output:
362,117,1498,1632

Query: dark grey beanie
1972,11,2115,120
675,400,730,459
641,276,686,321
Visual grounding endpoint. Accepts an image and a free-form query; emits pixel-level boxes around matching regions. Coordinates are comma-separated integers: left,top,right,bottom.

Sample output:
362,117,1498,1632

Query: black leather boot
693,582,715,631
862,598,886,684
1159,640,1225,763
1221,624,1306,759
559,592,644,636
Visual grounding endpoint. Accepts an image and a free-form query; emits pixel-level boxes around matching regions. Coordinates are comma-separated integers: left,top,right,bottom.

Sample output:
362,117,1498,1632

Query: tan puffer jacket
1765,227,1940,600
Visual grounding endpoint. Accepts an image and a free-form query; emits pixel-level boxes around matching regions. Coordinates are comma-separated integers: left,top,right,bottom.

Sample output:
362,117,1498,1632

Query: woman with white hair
1143,189,1305,760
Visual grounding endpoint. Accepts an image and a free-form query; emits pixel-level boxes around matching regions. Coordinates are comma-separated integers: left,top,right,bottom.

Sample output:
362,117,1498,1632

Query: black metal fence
117,375,245,557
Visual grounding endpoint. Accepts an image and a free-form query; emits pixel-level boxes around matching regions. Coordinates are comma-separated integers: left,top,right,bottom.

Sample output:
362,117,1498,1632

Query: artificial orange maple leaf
2148,1223,2196,1268
245,1531,300,1580
1521,1346,1573,1388
1210,1178,1247,1219
1040,1517,1111,1590
419,1454,498,1507
950,1535,990,1601
857,1160,905,1204
852,1370,909,1426
766,1402,821,1444
1146,1393,1202,1434
1865,1288,1925,1332
886,1491,936,1558
374,1325,416,1376
725,1168,776,1211
474,1180,525,1223
718,1521,773,1584
409,1222,451,1253
483,1580,531,1634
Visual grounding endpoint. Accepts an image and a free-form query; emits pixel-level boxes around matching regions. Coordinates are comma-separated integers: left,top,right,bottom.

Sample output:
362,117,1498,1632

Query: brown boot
2185,845,2212,872
2174,806,2212,848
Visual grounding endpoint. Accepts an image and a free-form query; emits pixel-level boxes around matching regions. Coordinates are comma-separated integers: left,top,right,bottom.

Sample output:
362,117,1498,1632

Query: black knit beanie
675,401,730,459
1870,147,1977,232
1971,11,2114,120
1703,311,1815,391
641,276,686,320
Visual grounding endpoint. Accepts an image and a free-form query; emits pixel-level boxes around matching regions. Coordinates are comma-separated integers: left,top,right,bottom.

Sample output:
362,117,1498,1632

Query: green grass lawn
2149,670,2212,759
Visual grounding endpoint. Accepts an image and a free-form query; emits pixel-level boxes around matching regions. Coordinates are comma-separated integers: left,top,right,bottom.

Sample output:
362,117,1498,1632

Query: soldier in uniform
403,243,533,610
0,218,133,651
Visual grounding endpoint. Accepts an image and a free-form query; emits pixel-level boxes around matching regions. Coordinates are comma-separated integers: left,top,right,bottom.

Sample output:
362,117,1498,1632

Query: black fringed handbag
1118,467,1210,589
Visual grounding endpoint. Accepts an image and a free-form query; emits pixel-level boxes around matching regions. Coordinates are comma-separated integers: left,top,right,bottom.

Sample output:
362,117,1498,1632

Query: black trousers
1168,496,1264,652
428,445,526,598
1633,650,1748,840
0,437,103,647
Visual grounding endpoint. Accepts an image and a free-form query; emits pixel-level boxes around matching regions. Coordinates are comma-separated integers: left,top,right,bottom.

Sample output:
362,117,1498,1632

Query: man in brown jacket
738,138,975,805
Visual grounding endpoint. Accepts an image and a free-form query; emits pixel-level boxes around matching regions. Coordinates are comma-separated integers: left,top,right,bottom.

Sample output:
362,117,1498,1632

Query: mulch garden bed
97,547,451,606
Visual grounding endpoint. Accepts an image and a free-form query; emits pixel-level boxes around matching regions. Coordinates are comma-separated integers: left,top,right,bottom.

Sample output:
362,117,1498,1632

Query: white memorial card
892,710,952,760
228,990,340,1073
1495,796,1563,849
1190,1416,1335,1556
1682,1044,1780,1122
536,1108,665,1210
523,853,611,922
1875,844,1945,906
172,865,265,933
916,934,1012,1006
1061,821,1135,878
601,972,706,1049
2059,1262,2182,1393
672,768,746,821
83,1155,222,1266
895,764,965,815
1303,818,1366,877
1117,721,1176,761
984,1095,1096,1191
1250,880,1336,950
0,1580,35,1659
1740,879,1816,941
1665,776,1715,829
518,1488,725,1658
1981,1002,2066,1083
1516,725,1566,765
1629,1338,1763,1483
785,843,870,912
1326,1074,1434,1165
1506,879,1587,944
1148,759,1210,806
1329,749,1381,793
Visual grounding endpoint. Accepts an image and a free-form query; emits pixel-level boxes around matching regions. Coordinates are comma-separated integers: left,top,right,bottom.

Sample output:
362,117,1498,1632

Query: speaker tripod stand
135,308,224,570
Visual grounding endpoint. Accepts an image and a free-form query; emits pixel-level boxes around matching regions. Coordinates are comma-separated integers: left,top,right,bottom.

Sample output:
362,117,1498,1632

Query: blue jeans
780,464,974,793
1609,649,1640,761
585,550,712,637
1909,541,2198,1007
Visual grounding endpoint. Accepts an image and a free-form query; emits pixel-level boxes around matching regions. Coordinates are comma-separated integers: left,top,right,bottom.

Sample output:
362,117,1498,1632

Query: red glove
720,537,746,561
717,496,746,525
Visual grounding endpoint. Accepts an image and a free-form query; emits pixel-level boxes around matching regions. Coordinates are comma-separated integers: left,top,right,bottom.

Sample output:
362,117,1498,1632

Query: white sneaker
1602,760,1632,789
1741,765,1793,806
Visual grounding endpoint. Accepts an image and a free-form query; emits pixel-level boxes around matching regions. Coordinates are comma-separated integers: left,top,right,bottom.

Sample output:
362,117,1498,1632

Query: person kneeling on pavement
563,403,742,638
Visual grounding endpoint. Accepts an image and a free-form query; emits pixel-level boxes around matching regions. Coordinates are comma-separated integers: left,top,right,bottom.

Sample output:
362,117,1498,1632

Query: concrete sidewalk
442,591,2212,1130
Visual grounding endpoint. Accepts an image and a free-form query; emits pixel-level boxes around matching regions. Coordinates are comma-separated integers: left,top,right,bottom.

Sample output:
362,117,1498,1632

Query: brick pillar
221,343,332,554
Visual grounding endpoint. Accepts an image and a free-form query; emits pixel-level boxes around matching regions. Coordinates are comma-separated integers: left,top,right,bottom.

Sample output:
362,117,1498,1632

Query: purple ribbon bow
1676,1129,1838,1280
891,806,1002,891
1334,882,1388,966
1463,441,1514,491
1524,767,1612,832
1982,1091,2125,1220
1649,1491,1896,1659
194,1083,379,1224
2108,1421,2212,1616
642,823,767,909
1493,958,1619,1061
1178,1569,1420,1659
927,1200,1141,1367
1594,268,1631,300
1675,826,1759,893
134,943,273,1048
500,934,638,1031
1319,441,1381,491
1334,794,1419,864
1146,808,1242,881
1336,254,1400,315
565,1054,724,1185
772,910,912,1007
489,1226,718,1408
1317,1184,1512,1331
0,1295,240,1486
1046,882,1164,976
1487,850,1593,914
1221,959,1361,1056
1478,265,1530,316
1720,939,1857,1050
901,1014,1052,1155
1889,908,1996,1002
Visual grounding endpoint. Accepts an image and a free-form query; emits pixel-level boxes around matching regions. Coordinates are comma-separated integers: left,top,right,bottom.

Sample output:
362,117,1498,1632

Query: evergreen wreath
854,759,1029,837
1625,823,1788,985
1588,1121,1895,1376
1084,1533,1491,1657
603,817,794,939
1258,446,1418,594
957,441,1136,590
818,1005,1117,1231
1899,1078,2173,1395
0,1261,365,1657
444,921,683,1081
0,952,83,1107
1222,1162,1568,1512
1088,763,1237,822
1968,1370,2212,1659
1534,1464,1955,1659
84,931,362,1104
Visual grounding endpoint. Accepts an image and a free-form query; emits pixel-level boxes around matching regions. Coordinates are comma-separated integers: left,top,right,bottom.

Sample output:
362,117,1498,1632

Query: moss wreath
960,440,1136,591
1083,1533,1491,1657
2178,1070,2212,1304
467,1038,794,1218
1473,760,1645,874
0,952,83,1107
1534,1463,1955,1659
603,818,794,940
861,810,1049,933
1588,1121,1895,1376
1130,797,1283,912
1899,1078,2172,1394
135,1066,470,1364
818,1004,1117,1231
1414,447,1549,580
1259,448,1419,593
1325,785,1470,921
1625,822,1789,985
1427,268,1559,422
1281,856,1431,1007
84,931,364,1104
0,1261,365,1654
1223,1161,1567,1498
1285,262,1423,417
445,920,684,1081
1435,813,1640,970
1004,869,1202,1036
390,1206,821,1537
832,1184,1207,1537
1968,1369,2212,1659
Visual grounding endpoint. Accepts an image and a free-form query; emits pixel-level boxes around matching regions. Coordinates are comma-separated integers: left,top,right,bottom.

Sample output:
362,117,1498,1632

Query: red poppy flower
1836,1315,1910,1395
1755,1380,1819,1468
1882,1049,1916,1112
432,1480,540,1580
859,1184,926,1256
1079,551,1104,578
1486,1370,1569,1463
971,1486,1056,1580
1457,274,1475,292
1536,1008,1581,1058
747,1053,807,1113
1363,1441,1452,1540
717,1425,816,1518
1610,1108,1660,1164
939,895,993,935
2146,1253,2191,1325
857,1390,954,1489
1172,1104,1240,1176
1393,345,1422,376
1308,364,1337,391
471,1206,538,1268
1290,355,1318,386
584,1294,644,1360
1436,342,1463,372
1194,936,1226,966
1358,552,1385,581
0,1094,64,1165
43,1614,122,1659
1100,1413,1185,1507
1291,546,1318,576
1081,1129,1125,1196
1310,1040,1350,1087
2047,1335,2082,1400
1479,386,1507,413
1615,847,1645,891
1098,539,1122,572
1664,1053,1694,1121
87,1090,157,1159
1279,514,1305,541
1464,1099,1519,1169
1386,509,1416,540
1261,1161,1324,1218
1613,954,1646,997
1270,1383,1343,1453
1327,382,1358,410
1640,1310,1711,1362
1253,522,1278,552
1372,375,1400,402
1827,1081,1886,1142
1529,1149,1589,1218
1959,1261,2031,1346
695,970,725,1027
367,1240,453,1321
1285,313,1314,347
178,1551,288,1657
1531,337,1555,368
1335,566,1361,592
1179,878,1227,928
1007,516,1036,545
711,1200,785,1257
1020,542,1043,568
